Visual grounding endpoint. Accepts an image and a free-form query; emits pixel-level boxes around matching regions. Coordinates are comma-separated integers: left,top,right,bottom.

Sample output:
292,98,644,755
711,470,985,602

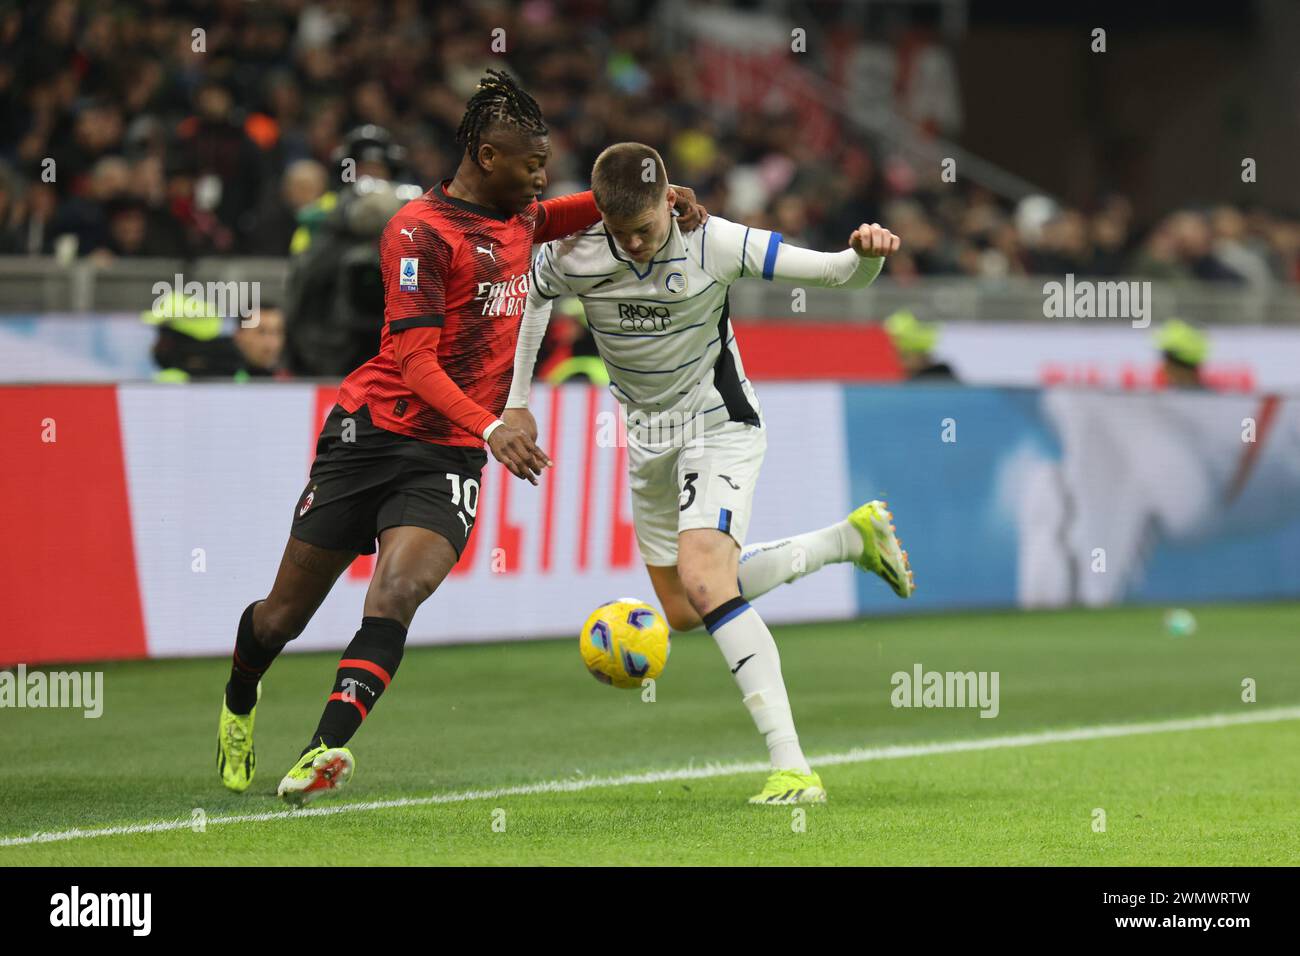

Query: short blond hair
591,142,668,219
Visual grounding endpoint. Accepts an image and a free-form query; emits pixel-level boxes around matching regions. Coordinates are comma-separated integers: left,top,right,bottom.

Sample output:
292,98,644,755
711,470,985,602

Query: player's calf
663,606,702,633
284,524,452,796
301,616,407,758
252,599,314,646
225,536,356,713
644,564,704,632
224,592,323,714
701,593,815,787
679,530,815,785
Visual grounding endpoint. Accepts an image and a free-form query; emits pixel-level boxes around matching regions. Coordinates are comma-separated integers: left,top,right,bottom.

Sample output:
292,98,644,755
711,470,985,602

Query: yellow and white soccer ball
579,598,671,689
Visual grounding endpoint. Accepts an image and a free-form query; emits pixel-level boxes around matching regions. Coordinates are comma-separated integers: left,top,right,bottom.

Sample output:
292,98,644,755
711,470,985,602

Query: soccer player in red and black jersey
213,71,706,804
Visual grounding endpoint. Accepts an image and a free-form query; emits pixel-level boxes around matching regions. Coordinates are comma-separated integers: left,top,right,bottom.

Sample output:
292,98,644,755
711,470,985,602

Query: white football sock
737,520,861,601
705,598,811,773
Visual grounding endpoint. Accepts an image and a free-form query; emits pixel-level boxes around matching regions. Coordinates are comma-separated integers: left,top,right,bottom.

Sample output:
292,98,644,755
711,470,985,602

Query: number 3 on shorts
679,472,699,512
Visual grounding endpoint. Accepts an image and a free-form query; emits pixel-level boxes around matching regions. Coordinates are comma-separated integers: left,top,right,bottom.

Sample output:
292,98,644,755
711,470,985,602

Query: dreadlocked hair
455,69,548,167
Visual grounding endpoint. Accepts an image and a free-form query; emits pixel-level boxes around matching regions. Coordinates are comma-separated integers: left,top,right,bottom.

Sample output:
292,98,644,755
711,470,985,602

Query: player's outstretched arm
503,278,557,445
768,222,901,290
506,240,580,412
502,240,590,463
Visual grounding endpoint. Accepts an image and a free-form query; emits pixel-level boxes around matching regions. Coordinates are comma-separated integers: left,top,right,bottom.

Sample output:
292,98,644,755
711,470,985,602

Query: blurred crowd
1,0,1298,287
865,193,1300,287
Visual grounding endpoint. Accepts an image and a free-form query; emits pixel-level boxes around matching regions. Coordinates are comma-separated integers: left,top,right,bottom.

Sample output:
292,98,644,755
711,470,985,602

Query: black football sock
225,601,283,715
303,617,407,755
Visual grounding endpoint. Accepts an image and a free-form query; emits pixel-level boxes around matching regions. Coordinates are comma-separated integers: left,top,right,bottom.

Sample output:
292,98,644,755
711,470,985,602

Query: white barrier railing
2,256,1298,325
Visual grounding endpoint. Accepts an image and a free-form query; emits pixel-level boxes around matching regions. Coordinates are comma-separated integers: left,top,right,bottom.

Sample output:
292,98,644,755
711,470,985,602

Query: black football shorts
290,404,487,557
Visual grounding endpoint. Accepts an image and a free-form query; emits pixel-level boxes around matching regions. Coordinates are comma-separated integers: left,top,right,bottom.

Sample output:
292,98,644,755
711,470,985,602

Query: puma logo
399,227,417,242
476,244,496,262
458,511,469,535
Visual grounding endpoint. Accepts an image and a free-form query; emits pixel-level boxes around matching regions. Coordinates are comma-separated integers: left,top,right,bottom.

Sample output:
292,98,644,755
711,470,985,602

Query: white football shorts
627,414,767,567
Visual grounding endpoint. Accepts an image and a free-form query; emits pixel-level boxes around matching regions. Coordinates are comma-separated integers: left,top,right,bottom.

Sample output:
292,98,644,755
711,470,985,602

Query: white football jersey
527,215,784,421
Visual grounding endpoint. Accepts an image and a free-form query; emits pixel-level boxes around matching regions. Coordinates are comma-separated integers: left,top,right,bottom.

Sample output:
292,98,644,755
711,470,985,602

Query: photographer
284,125,422,376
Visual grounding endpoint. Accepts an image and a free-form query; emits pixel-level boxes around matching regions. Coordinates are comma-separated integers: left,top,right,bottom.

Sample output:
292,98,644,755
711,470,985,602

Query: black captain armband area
389,315,446,332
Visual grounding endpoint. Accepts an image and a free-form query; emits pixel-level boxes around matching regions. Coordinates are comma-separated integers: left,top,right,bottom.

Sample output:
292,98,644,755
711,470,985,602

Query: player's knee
676,564,734,618
368,572,435,620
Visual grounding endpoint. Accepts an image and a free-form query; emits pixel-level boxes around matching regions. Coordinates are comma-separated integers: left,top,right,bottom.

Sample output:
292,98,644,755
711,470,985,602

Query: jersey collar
605,219,686,280
432,181,512,222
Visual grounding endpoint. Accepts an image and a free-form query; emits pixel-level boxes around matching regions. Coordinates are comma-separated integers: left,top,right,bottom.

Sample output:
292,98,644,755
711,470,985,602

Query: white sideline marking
3,706,1297,849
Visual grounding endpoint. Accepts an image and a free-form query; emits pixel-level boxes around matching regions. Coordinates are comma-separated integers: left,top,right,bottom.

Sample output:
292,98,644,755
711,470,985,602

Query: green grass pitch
2,602,1297,866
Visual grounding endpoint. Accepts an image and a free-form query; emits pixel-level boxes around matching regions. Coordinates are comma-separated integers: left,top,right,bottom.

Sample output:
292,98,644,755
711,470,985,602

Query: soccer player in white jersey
504,142,913,804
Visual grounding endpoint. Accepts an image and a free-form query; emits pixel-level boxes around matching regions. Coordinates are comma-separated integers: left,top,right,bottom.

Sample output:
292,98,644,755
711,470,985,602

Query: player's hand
849,222,901,258
502,406,539,442
488,423,552,485
670,184,708,232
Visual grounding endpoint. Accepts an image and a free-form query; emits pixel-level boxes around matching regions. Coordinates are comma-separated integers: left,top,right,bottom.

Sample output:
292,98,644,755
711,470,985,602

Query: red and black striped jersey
336,181,598,447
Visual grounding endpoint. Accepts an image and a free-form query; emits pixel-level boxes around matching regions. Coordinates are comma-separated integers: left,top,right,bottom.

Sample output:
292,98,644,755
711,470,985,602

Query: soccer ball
1164,607,1197,638
579,598,671,689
